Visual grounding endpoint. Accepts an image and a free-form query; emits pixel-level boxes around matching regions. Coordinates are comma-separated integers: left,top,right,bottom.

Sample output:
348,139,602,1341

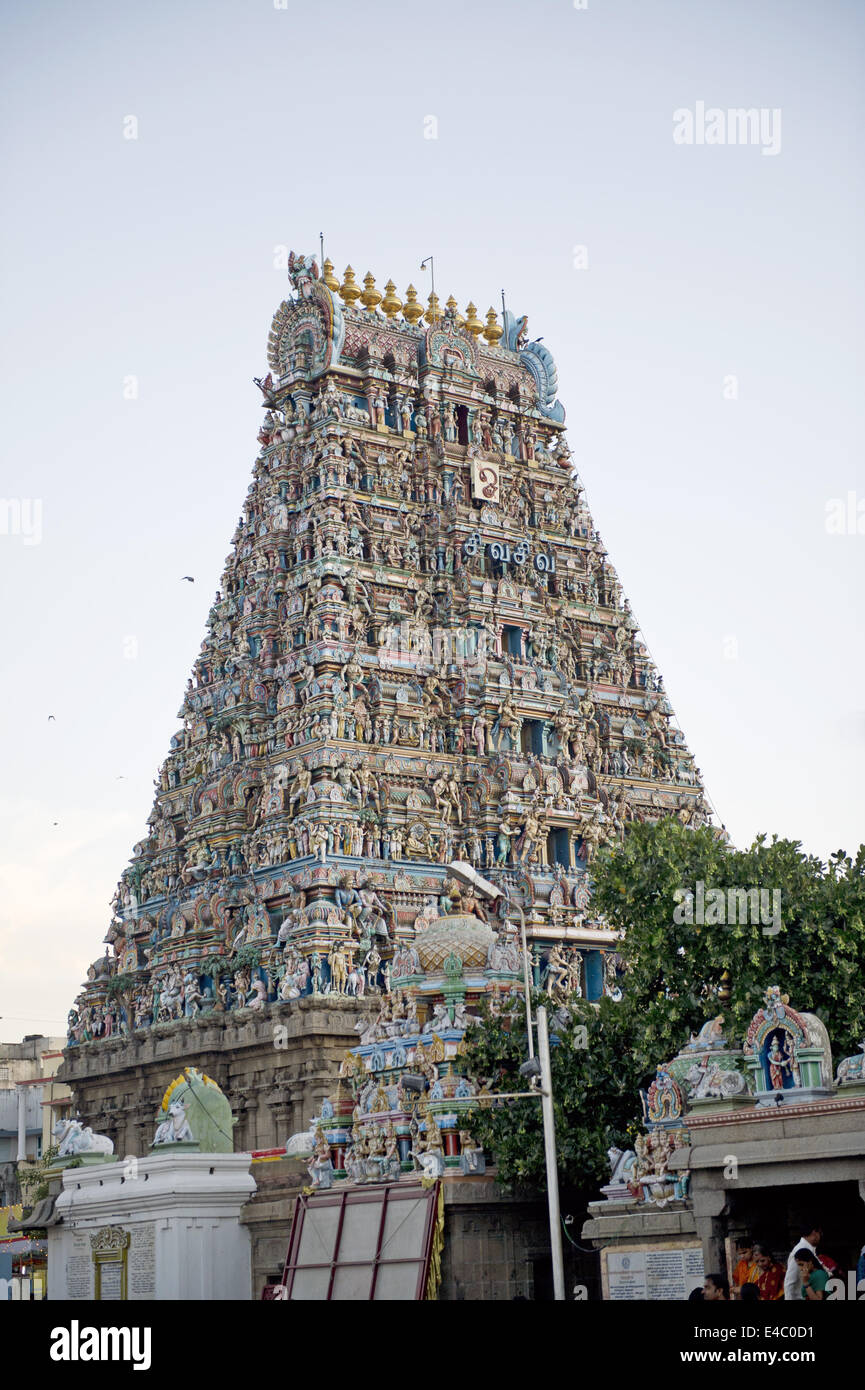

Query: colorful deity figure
458,1129,485,1175
767,1035,794,1089
743,985,833,1103
643,1067,684,1125
306,1126,334,1189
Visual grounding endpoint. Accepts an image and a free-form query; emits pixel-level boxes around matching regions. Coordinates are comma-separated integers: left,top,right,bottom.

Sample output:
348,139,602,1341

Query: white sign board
605,1243,704,1301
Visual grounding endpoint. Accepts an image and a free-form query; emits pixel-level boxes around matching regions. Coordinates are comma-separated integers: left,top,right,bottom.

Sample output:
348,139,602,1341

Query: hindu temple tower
61,250,708,1291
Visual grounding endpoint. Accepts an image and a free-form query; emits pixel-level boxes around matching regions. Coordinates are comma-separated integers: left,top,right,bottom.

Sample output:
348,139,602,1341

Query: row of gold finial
321,259,503,345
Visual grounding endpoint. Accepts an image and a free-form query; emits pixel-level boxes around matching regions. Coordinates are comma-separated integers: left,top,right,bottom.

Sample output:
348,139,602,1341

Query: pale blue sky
1,0,863,1039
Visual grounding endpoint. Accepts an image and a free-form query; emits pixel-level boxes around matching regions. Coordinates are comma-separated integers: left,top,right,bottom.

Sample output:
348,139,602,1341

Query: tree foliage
201,945,261,978
105,972,136,997
465,992,643,1194
593,819,865,1070
18,1145,62,1209
462,818,865,1192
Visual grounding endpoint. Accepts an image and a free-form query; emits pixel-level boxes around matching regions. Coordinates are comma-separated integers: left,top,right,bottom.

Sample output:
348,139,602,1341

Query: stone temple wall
59,996,372,1160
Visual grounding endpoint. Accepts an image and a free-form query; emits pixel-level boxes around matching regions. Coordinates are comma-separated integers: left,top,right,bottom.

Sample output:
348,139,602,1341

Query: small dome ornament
321,258,340,292
360,271,382,313
424,290,441,326
415,912,495,972
339,265,362,305
403,284,423,325
381,279,403,319
464,302,484,338
482,307,503,345
445,294,465,329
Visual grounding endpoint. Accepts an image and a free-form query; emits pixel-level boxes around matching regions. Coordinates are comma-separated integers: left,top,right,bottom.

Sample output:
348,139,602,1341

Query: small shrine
594,983,838,1218
287,877,525,1189
584,981,865,1300
151,1066,237,1151
599,1011,751,1211
743,985,834,1104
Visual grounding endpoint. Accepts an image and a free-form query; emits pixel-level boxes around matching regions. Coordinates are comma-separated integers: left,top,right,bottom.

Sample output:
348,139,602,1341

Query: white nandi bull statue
53,1117,114,1157
152,1100,194,1146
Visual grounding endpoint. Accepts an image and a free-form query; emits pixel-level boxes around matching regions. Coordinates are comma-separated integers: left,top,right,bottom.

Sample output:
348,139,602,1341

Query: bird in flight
180,576,195,583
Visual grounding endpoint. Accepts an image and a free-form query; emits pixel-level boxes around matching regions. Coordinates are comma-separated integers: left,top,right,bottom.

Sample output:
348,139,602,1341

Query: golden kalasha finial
360,271,382,313
482,307,502,345
445,294,465,329
339,265,362,305
321,258,340,292
424,290,441,326
403,284,423,325
381,279,403,319
464,302,483,338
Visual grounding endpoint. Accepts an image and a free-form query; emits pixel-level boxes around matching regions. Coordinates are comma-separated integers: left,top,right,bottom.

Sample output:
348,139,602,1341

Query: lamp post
536,1004,565,1300
447,861,567,1300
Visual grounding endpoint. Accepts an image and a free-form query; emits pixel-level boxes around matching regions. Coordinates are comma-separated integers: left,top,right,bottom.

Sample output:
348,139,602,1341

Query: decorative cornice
686,1094,865,1129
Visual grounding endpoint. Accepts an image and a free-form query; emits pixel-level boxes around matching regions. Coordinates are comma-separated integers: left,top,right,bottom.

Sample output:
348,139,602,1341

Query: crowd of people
688,1220,865,1301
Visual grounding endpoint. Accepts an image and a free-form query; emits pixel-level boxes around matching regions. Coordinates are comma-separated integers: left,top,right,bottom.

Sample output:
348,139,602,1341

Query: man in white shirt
784,1221,824,1300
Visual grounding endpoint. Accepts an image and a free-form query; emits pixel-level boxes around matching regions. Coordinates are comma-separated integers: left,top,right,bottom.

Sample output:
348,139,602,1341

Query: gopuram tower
63,251,709,1186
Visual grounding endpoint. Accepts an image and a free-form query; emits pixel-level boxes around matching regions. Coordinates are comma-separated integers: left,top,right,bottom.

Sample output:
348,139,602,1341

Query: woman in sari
752,1243,785,1300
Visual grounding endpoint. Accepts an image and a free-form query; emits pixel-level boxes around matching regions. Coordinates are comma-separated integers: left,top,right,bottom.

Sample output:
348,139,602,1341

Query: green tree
464,992,641,1193
202,945,261,978
592,819,865,1072
18,1145,63,1208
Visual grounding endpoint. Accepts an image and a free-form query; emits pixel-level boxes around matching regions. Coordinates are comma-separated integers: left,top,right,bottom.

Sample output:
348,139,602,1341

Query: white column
16,1086,27,1162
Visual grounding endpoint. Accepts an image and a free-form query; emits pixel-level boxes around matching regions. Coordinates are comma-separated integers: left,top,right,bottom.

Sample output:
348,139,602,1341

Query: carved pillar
265,1086,293,1152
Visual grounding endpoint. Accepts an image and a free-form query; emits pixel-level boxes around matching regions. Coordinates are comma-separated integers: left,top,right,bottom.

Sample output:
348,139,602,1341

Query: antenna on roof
319,232,324,269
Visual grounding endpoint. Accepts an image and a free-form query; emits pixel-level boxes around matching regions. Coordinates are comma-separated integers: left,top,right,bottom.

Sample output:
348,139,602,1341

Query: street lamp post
536,1004,566,1300
448,861,567,1300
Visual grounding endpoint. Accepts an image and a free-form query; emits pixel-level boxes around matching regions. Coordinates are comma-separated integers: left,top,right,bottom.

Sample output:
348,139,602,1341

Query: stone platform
49,1151,255,1301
